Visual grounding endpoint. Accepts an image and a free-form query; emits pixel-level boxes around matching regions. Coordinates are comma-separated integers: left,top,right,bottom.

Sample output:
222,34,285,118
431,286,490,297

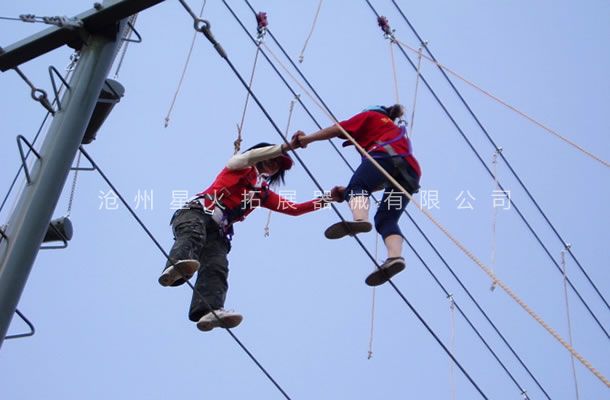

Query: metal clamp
16,135,41,184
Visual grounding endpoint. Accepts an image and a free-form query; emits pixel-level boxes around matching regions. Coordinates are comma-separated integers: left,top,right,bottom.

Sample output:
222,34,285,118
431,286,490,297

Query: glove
330,186,346,203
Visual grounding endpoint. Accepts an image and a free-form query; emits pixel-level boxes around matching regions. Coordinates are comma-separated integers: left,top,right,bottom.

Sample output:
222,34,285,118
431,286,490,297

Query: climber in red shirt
159,141,343,332
292,104,421,287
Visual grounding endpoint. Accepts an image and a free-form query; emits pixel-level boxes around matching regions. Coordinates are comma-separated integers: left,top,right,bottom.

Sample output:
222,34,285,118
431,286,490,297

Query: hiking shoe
365,257,406,286
158,259,200,287
196,309,243,332
324,220,372,239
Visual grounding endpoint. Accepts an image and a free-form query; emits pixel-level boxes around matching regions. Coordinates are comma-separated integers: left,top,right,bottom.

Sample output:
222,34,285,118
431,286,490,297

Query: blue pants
344,154,419,239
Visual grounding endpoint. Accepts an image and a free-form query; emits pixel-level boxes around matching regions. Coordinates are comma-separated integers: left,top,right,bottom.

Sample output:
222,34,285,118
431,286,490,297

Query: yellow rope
409,45,424,137
392,38,609,169
264,96,299,237
298,0,324,63
260,42,610,387
235,46,262,154
389,41,400,104
164,0,206,128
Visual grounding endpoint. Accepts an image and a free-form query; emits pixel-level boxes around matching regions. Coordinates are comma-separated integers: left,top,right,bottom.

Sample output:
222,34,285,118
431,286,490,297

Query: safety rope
234,12,267,154
388,0,610,316
391,36,609,168
367,6,610,336
388,42,400,104
259,38,610,389
214,4,491,396
297,0,324,63
561,246,581,400
367,233,380,360
409,44,424,136
490,149,502,291
264,96,298,237
238,12,549,394
164,0,207,128
448,294,457,400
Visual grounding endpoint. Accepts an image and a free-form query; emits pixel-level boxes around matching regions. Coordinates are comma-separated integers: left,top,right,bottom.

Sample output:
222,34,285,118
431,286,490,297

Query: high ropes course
0,1,608,399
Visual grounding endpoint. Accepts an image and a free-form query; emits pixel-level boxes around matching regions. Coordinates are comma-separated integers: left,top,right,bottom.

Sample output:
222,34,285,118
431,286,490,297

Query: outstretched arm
262,186,345,216
292,124,342,148
227,143,291,170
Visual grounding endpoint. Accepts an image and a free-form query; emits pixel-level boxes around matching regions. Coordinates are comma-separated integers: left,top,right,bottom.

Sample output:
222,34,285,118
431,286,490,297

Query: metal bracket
4,309,35,340
16,135,41,184
122,21,142,43
40,223,68,250
70,148,96,171
0,226,7,245
48,65,71,112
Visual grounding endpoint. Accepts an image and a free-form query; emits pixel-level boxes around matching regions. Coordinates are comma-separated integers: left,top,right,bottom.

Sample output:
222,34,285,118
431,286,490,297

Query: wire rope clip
255,11,268,41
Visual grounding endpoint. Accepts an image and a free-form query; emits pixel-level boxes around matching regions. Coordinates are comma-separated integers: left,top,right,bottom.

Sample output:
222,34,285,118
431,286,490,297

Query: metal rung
4,309,35,340
16,135,41,184
122,21,142,43
70,148,96,171
48,65,71,112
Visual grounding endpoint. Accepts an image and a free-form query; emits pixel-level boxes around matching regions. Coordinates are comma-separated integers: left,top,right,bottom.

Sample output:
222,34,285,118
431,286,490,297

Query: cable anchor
255,12,268,44
196,20,227,59
377,16,396,42
13,67,55,114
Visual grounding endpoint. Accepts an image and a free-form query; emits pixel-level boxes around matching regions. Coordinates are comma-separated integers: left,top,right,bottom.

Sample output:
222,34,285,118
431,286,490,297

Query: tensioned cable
233,1,550,396
363,0,610,341
78,146,293,400
403,236,532,397
388,0,610,312
386,6,609,170
252,4,608,387
210,3,490,396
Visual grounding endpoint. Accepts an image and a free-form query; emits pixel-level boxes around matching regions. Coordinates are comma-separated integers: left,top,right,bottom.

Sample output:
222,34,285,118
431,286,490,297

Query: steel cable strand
362,0,609,340
78,146,294,400
235,2,609,386
230,1,552,396
215,3,492,397
388,0,610,312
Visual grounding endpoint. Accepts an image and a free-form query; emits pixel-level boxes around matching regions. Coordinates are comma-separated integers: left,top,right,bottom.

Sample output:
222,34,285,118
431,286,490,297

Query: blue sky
1,1,609,399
